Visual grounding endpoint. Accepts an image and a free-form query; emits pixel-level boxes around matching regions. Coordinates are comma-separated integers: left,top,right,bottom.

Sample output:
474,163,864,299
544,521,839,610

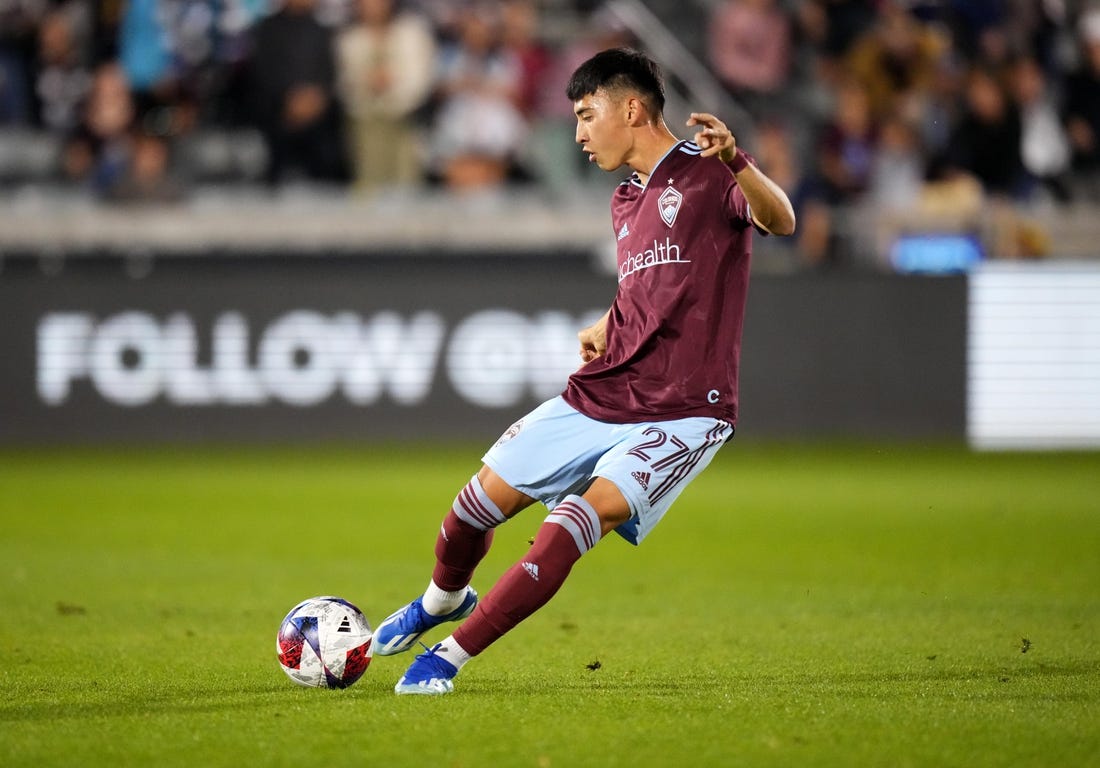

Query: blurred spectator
1063,9,1100,197
249,0,348,185
707,0,792,119
794,76,879,269
414,0,464,40
939,0,1066,72
201,1,271,128
941,0,1010,67
1009,55,1070,202
62,61,134,190
944,65,1024,198
118,0,170,96
0,0,1097,264
796,0,877,86
869,113,924,211
336,0,436,191
500,0,552,121
34,2,92,134
315,0,355,28
0,0,46,125
914,48,964,160
108,129,184,203
500,0,553,184
116,0,199,148
428,3,527,191
844,4,948,124
89,0,124,63
814,77,877,203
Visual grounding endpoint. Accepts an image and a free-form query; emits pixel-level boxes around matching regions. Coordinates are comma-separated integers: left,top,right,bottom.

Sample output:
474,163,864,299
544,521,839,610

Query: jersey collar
630,140,686,191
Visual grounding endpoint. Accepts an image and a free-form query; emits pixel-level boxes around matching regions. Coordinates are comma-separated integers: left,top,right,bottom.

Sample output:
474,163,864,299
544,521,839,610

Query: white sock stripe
567,496,602,541
555,502,597,551
453,476,506,530
451,492,484,529
546,496,600,554
468,475,507,524
455,486,494,529
546,512,590,554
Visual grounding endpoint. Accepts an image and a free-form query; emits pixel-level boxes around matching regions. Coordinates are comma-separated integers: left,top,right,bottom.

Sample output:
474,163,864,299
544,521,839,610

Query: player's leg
374,468,535,656
391,396,623,693
394,478,630,695
393,415,732,692
431,466,534,596
456,476,629,645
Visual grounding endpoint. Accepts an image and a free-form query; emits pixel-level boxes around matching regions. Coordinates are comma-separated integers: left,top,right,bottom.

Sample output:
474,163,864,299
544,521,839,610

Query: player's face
574,89,631,172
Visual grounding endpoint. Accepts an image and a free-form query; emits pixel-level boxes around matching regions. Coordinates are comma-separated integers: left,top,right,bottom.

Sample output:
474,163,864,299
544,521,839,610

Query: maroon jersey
563,140,759,425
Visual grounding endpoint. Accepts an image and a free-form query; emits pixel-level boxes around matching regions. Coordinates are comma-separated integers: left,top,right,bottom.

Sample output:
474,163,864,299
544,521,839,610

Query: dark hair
566,48,665,115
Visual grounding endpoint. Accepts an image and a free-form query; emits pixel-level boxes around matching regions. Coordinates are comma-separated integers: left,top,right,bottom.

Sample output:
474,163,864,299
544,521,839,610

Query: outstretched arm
687,112,796,236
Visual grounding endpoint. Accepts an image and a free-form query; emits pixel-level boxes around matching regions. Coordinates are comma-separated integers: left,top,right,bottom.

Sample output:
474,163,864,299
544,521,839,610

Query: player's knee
583,478,632,535
476,465,536,518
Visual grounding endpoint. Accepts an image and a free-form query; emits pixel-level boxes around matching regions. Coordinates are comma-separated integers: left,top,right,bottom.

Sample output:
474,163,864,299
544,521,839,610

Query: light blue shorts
482,396,733,545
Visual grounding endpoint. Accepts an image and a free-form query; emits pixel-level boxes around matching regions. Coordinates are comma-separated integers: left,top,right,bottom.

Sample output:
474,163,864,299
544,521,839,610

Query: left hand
687,112,736,163
578,311,609,364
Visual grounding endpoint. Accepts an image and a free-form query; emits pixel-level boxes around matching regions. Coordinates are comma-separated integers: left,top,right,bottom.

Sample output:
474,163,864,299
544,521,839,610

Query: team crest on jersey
495,419,523,447
658,185,683,227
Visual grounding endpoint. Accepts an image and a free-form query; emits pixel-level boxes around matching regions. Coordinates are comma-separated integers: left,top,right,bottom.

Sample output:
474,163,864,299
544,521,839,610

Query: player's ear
625,96,646,127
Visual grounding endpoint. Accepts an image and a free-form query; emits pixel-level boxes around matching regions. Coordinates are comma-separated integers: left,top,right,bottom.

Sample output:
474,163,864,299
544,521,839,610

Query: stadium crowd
2,0,1100,266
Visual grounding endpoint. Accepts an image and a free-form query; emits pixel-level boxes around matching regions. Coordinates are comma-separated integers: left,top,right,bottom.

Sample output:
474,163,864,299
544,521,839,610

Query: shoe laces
415,642,454,673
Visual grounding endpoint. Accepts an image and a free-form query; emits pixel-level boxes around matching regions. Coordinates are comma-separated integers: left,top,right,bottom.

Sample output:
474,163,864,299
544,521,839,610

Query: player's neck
630,122,679,186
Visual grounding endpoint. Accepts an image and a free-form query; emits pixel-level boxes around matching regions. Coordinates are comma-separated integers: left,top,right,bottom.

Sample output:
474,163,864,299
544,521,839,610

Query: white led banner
968,262,1100,449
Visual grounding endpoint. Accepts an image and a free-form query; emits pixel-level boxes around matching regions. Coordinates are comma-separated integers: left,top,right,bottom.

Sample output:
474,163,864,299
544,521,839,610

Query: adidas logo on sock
631,471,651,490
522,561,540,581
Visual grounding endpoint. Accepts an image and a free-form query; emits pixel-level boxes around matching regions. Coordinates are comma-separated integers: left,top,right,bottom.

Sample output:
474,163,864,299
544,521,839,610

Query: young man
375,47,796,695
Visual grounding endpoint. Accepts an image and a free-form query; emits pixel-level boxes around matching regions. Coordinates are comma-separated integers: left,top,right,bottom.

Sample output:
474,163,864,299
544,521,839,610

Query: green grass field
1,442,1098,767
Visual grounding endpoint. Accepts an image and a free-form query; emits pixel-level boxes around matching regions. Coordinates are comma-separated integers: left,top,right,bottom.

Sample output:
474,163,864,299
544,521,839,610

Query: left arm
578,310,610,364
687,112,797,236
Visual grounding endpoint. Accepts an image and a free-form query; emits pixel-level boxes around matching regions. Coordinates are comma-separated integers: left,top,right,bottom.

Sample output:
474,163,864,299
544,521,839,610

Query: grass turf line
0,443,1097,767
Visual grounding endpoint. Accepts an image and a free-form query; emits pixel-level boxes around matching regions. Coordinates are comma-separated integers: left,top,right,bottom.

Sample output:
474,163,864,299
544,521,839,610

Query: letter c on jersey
707,389,720,404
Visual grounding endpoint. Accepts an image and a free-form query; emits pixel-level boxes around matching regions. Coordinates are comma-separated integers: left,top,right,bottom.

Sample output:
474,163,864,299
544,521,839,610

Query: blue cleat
394,643,459,696
373,587,478,656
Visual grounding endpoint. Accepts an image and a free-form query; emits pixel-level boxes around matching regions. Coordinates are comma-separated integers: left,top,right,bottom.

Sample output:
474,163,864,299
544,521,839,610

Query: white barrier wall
968,262,1100,449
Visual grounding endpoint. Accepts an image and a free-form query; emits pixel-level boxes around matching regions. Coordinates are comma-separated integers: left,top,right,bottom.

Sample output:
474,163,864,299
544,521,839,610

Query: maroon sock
431,476,507,591
432,511,495,591
453,496,601,656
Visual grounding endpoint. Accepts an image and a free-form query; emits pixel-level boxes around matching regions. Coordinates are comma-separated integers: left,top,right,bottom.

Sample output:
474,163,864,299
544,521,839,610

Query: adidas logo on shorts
631,471,651,490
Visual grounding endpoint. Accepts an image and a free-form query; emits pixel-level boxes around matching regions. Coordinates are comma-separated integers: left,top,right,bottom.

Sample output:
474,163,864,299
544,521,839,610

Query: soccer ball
277,596,373,688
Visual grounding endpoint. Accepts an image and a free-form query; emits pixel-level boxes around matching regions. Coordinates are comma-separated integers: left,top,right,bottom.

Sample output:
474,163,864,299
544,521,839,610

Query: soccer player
375,47,796,695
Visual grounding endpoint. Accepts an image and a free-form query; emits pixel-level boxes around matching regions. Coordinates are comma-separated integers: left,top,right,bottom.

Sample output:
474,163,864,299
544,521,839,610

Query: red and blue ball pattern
277,596,373,688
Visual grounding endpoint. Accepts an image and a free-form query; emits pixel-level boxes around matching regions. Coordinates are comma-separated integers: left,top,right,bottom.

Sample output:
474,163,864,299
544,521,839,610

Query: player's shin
452,495,601,656
426,475,507,613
